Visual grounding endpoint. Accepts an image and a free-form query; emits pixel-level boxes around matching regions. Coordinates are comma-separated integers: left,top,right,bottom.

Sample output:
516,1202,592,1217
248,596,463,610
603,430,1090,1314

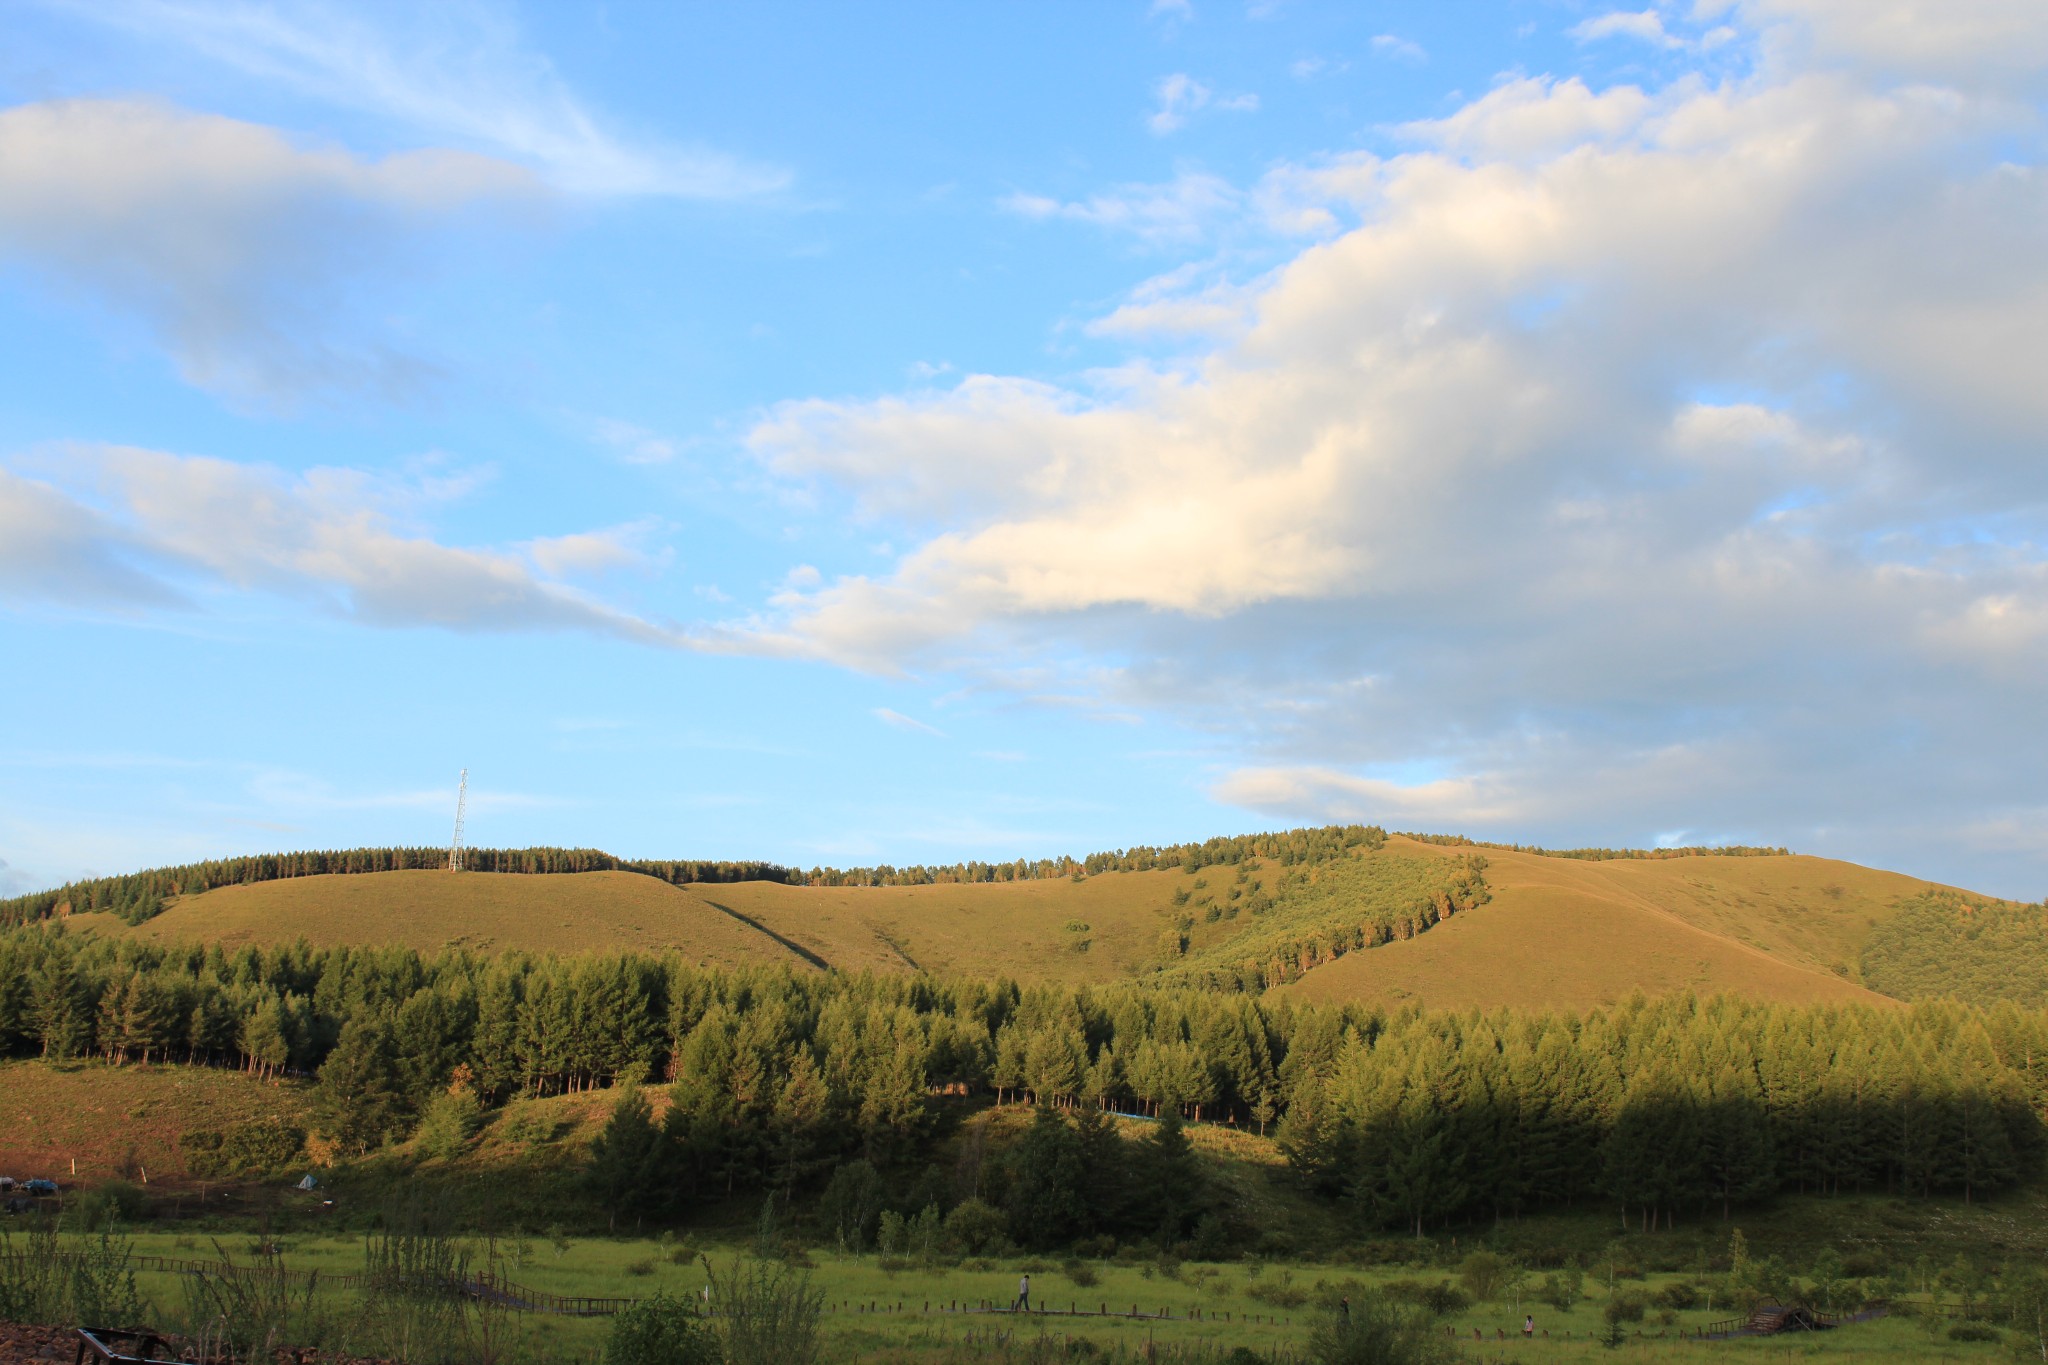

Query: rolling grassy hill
1280,841,1946,1011
0,1059,312,1188
56,834,1994,1010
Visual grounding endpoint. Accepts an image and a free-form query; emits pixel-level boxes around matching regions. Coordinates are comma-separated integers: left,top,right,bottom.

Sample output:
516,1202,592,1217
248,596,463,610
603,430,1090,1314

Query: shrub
1061,1258,1099,1288
1652,1282,1698,1310
1949,1321,2001,1343
604,1292,721,1365
73,1181,148,1230
624,1259,655,1277
1459,1250,1508,1302
1541,1267,1584,1312
414,1091,484,1160
1250,1273,1309,1309
181,1240,325,1365
183,1122,307,1177
1603,1290,1648,1325
1306,1290,1457,1365
704,1255,823,1365
1382,1279,1468,1317
944,1199,1008,1256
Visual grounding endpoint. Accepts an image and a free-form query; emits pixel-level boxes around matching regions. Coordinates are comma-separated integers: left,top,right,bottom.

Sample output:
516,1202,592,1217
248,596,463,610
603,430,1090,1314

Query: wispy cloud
1146,74,1258,135
587,417,680,465
0,96,536,404
1571,10,1683,49
873,707,946,738
1371,33,1427,63
1001,171,1242,245
0,445,712,649
50,0,789,198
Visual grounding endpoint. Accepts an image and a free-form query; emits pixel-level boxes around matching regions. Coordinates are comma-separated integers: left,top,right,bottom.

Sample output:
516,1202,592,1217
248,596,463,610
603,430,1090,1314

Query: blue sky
3,0,2047,897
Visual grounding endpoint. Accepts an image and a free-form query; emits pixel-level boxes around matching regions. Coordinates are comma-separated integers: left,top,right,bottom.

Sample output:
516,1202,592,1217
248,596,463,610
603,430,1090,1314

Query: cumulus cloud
740,1,2048,889
1738,0,2048,89
0,97,537,403
51,0,789,198
0,446,703,646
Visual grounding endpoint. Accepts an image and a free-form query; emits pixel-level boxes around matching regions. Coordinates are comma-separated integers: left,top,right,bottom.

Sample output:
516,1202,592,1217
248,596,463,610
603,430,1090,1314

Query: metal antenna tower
448,768,468,872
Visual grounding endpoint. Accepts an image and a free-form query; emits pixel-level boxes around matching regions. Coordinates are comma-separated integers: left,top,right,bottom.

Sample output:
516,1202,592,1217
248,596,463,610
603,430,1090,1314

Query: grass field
0,1059,312,1194
59,838,1980,1012
44,1227,2020,1364
5,1062,2044,1363
70,869,817,968
1280,845,1943,1012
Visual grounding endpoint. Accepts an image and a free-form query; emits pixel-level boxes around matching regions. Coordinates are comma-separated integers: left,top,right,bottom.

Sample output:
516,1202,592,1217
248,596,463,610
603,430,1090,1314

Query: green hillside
1861,890,2048,1006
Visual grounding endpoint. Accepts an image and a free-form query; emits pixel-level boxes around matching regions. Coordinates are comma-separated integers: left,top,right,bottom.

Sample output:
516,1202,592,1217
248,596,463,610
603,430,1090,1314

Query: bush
704,1255,823,1365
181,1240,325,1365
1306,1290,1457,1365
944,1199,1009,1256
1061,1258,1099,1288
73,1181,148,1230
183,1122,307,1177
1249,1272,1310,1308
414,1091,484,1160
0,1220,144,1332
1603,1290,1648,1325
1541,1267,1584,1313
1383,1279,1468,1317
1949,1321,2001,1343
1459,1250,1509,1302
604,1292,722,1365
1652,1282,1698,1310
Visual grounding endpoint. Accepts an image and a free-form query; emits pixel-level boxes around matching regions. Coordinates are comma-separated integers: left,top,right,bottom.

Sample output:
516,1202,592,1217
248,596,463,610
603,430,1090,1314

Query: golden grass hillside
63,838,1992,1011
77,869,817,969
83,865,1203,983
0,1058,311,1187
1283,841,1949,1012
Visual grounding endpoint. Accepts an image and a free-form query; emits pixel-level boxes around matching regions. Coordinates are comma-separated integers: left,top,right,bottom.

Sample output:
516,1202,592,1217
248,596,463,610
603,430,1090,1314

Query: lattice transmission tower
448,768,468,872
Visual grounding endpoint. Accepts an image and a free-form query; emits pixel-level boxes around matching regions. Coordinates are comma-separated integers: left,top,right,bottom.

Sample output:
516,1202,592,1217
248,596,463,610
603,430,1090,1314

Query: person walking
1524,1314,1535,1339
1013,1272,1031,1313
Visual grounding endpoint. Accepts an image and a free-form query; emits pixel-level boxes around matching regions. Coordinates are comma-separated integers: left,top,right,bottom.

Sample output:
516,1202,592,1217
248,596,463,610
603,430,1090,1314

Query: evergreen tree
314,1013,407,1155
586,1086,672,1229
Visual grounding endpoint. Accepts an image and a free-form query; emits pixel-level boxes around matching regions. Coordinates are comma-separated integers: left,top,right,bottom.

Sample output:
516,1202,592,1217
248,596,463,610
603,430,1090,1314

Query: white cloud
1145,74,1257,135
588,417,679,465
51,0,789,198
522,520,663,578
1000,172,1243,245
1148,0,1193,18
1738,0,2048,89
1149,74,1211,135
739,7,2048,889
0,97,537,403
0,445,703,647
1572,10,1686,48
1371,34,1427,63
872,707,946,738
